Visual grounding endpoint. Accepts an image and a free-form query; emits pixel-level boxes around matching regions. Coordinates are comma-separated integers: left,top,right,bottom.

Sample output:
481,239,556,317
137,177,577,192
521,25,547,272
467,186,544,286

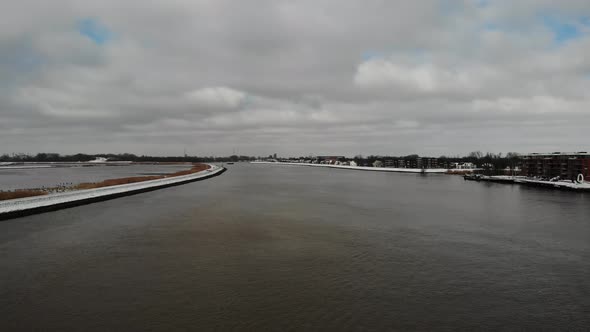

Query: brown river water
1,163,589,331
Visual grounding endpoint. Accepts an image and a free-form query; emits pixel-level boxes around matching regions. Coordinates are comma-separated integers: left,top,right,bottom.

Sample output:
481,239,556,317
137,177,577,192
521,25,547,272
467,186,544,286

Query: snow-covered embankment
250,161,448,173
0,164,226,220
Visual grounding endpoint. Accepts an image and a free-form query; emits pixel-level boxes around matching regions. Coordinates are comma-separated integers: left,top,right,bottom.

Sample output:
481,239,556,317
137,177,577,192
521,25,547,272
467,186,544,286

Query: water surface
0,164,588,330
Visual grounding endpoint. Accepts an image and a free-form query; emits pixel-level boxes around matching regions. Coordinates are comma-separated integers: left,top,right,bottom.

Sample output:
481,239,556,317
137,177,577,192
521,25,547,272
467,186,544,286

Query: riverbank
250,161,448,173
0,163,206,201
0,164,226,221
464,174,590,191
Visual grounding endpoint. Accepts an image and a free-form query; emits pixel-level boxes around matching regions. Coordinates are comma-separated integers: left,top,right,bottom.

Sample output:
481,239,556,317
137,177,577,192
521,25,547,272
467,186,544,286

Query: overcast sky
2,0,590,157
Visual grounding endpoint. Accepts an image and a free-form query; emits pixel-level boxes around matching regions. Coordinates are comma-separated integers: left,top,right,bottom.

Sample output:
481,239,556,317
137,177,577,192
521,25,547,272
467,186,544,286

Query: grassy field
0,163,210,201
0,190,47,201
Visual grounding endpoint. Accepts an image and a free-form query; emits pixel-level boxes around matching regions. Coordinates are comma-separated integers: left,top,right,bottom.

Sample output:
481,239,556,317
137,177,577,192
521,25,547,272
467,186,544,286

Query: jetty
464,174,590,191
463,174,518,183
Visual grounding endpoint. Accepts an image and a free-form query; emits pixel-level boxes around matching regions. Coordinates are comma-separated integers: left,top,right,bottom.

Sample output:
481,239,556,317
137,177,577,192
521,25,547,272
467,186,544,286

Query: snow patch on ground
251,162,448,173
0,164,224,215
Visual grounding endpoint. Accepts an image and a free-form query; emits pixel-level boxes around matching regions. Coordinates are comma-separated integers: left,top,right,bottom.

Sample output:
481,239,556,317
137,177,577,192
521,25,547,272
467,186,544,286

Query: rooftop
524,152,589,157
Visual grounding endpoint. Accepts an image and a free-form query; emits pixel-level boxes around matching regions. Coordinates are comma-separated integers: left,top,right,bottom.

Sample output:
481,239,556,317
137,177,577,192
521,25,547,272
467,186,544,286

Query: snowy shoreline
515,178,590,190
0,164,226,220
464,175,590,191
250,161,448,173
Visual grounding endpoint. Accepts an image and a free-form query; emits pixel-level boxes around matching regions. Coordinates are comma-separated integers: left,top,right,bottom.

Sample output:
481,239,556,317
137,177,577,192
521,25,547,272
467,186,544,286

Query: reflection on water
0,164,589,330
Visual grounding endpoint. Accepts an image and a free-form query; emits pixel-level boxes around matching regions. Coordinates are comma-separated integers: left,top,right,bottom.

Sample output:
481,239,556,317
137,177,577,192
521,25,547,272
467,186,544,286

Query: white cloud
1,0,590,156
472,96,588,114
354,59,481,94
185,87,246,109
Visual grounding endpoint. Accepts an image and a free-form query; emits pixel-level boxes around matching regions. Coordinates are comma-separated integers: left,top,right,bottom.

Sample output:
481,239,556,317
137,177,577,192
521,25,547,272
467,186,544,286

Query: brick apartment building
382,157,440,169
522,152,590,179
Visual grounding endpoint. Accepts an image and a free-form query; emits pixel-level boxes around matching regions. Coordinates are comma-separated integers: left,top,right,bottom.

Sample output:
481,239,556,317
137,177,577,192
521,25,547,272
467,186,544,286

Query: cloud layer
2,0,590,156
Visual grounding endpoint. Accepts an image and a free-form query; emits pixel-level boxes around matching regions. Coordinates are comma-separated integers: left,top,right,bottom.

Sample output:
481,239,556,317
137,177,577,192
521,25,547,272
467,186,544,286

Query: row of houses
285,156,475,169
270,152,589,178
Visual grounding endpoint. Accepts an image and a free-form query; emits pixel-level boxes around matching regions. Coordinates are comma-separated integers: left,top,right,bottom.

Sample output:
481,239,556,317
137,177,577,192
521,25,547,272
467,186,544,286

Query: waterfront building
380,157,441,169
522,152,590,180
417,157,439,169
383,159,396,168
451,162,476,169
317,156,345,164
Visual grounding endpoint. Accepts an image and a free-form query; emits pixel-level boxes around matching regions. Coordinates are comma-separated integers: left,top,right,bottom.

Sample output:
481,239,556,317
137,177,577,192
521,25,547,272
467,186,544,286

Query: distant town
253,152,590,191
258,152,518,174
258,152,590,182
3,151,589,181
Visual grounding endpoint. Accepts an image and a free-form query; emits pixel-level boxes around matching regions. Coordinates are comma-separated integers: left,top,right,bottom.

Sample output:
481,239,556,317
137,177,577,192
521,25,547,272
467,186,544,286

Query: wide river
1,163,589,330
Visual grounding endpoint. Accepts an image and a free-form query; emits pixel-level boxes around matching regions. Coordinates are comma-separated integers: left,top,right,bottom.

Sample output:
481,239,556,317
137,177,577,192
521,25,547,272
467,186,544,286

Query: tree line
1,151,522,169
0,153,258,163
286,151,522,171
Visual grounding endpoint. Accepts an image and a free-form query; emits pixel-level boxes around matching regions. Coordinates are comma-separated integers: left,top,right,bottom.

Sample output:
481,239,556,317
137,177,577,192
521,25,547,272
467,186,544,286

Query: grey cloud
1,0,590,156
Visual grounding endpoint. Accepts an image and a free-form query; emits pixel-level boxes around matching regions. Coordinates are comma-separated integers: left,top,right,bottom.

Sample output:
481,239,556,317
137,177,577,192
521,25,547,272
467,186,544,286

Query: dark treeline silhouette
1,151,522,171
0,153,258,163
439,151,521,170
285,151,522,174
364,151,521,170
